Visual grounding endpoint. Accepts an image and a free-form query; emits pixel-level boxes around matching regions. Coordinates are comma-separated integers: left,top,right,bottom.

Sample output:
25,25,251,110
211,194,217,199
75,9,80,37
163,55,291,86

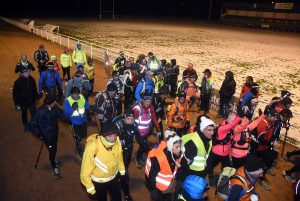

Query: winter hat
177,91,186,98
119,51,124,56
100,120,119,137
21,54,27,59
245,154,265,174
182,175,207,200
112,70,119,77
107,83,117,91
71,87,80,94
281,90,293,98
250,83,259,96
158,86,168,95
77,43,81,47
46,62,54,68
164,130,181,152
267,109,279,117
170,59,176,65
146,70,154,77
143,95,152,100
282,97,293,107
148,52,153,56
123,107,134,118
200,116,215,132
44,94,56,105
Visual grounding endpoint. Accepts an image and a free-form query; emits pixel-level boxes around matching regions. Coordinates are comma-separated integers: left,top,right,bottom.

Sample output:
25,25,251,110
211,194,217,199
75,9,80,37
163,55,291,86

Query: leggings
62,66,70,80
92,176,122,201
45,134,58,169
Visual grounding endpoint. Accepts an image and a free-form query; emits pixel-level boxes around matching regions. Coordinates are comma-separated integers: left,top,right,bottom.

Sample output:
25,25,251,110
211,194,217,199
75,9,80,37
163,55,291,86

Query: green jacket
72,48,87,63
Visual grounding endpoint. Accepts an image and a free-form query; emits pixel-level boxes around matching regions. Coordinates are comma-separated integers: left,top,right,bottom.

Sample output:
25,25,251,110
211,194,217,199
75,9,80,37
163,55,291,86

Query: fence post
59,35,61,46
68,37,69,49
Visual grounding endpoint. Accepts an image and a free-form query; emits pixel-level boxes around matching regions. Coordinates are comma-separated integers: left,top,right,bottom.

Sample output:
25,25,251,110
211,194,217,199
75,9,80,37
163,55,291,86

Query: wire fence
1,16,299,147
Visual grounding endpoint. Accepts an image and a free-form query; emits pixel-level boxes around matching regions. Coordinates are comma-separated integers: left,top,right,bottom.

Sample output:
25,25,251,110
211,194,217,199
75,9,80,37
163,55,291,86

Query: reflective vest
149,59,158,70
178,194,186,200
229,167,254,201
182,132,212,171
60,53,72,67
67,94,85,117
133,103,152,137
153,75,164,93
72,48,86,63
145,141,181,191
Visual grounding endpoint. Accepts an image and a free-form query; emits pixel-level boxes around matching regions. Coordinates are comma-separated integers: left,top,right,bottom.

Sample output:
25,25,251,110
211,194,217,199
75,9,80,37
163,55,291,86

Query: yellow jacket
84,63,95,80
72,48,87,63
60,53,72,68
80,136,125,194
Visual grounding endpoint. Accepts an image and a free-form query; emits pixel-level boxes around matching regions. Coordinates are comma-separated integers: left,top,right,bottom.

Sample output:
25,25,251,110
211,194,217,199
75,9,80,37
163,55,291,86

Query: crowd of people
12,45,299,201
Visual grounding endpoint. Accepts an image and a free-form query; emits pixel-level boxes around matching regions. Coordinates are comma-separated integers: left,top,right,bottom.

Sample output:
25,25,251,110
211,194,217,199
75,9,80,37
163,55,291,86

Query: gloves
120,175,128,183
286,123,290,130
72,102,78,110
89,192,98,200
38,93,43,99
236,105,245,117
263,105,270,115
15,105,21,110
186,121,191,128
66,119,72,125
190,96,195,103
167,127,172,131
156,132,162,138
150,189,158,200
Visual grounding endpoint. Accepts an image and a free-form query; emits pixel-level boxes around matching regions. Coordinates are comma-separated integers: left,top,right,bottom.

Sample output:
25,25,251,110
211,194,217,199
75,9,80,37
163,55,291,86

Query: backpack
94,91,108,106
138,78,146,94
216,167,249,200
249,119,269,154
85,134,100,157
212,124,232,146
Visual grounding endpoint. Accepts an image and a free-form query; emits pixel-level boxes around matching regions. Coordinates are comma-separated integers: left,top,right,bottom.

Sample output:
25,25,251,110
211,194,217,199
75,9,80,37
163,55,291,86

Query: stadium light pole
208,0,212,21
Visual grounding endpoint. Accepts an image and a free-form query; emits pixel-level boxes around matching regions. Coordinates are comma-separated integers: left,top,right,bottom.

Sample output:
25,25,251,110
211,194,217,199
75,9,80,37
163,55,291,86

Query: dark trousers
201,93,211,113
124,90,133,110
219,95,231,117
20,104,36,125
116,100,123,116
286,162,300,176
170,81,177,98
172,127,186,138
207,151,231,175
256,149,274,169
290,150,300,157
92,176,122,201
88,78,94,96
62,67,70,80
232,156,246,170
121,147,132,197
44,134,58,169
136,135,148,161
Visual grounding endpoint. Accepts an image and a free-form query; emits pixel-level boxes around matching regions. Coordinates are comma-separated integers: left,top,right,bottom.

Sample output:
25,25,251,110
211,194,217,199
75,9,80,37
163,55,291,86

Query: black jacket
219,71,236,99
33,50,49,70
94,91,117,121
152,94,165,119
13,75,38,106
15,61,35,73
29,104,70,140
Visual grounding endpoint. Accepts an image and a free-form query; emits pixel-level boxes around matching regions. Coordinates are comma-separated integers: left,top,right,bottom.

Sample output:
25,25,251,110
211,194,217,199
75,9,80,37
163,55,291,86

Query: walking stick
69,125,83,158
34,141,44,169
281,119,290,157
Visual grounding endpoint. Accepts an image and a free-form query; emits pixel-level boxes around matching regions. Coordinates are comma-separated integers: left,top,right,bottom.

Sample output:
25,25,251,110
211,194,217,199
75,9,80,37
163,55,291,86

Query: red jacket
257,117,275,151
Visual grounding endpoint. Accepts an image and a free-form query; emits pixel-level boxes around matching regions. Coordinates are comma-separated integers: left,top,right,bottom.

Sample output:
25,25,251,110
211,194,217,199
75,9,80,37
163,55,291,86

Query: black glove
286,123,290,130
120,175,128,183
190,96,195,102
150,189,158,200
89,192,98,200
264,105,270,115
236,105,245,117
66,119,72,125
72,102,78,110
186,121,191,128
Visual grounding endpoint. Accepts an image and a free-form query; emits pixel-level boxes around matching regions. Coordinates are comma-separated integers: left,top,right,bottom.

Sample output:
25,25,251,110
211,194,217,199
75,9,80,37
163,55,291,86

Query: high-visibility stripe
94,157,108,173
72,108,85,116
91,170,118,182
156,177,170,186
191,161,206,167
158,173,174,178
86,186,95,193
119,170,126,174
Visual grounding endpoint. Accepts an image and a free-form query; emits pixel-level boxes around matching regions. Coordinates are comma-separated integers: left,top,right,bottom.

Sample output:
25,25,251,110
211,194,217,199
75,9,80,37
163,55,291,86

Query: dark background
1,0,300,20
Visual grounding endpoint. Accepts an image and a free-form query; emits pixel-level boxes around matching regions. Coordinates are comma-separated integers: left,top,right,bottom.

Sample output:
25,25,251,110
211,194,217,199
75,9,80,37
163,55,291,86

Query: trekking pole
69,125,83,158
281,119,290,157
34,141,44,169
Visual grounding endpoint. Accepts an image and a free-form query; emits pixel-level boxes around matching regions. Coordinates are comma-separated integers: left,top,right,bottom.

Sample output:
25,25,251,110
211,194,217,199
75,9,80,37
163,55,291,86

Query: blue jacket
135,76,154,102
64,95,90,125
240,91,254,107
38,70,62,94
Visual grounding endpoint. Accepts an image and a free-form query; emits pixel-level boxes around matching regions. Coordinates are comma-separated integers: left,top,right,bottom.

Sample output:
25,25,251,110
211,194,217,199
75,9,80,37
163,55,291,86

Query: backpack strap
232,174,249,192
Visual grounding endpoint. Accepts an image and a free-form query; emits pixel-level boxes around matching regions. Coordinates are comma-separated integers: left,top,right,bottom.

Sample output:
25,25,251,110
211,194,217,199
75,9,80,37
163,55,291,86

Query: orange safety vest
229,167,254,201
145,141,182,191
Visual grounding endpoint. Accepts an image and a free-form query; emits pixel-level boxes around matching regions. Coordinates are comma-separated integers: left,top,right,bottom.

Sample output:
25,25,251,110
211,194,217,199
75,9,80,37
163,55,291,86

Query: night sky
2,0,299,20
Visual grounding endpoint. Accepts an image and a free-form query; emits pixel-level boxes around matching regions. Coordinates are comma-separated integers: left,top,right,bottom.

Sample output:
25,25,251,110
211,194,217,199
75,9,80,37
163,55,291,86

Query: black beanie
100,120,119,136
124,107,134,118
107,83,117,91
44,95,56,105
245,154,265,173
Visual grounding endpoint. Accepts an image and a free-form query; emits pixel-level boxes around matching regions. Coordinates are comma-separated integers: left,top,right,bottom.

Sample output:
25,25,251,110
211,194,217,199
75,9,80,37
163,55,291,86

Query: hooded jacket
179,79,201,103
219,71,236,99
167,98,190,128
13,75,38,106
135,76,154,102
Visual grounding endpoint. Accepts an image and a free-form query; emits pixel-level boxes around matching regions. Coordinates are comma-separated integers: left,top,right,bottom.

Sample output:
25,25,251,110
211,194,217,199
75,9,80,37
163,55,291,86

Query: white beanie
164,130,181,152
200,116,215,132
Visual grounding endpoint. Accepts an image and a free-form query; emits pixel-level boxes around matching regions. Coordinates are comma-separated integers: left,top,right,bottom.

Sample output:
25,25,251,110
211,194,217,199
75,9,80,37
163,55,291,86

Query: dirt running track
0,20,297,201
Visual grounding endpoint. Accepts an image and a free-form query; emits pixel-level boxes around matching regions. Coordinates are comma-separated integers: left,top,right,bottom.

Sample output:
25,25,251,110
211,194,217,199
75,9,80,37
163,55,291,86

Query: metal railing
1,16,299,147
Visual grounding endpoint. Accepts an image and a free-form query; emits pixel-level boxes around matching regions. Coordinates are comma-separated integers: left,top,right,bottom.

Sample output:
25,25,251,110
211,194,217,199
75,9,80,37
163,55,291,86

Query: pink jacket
212,117,242,156
231,114,267,158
